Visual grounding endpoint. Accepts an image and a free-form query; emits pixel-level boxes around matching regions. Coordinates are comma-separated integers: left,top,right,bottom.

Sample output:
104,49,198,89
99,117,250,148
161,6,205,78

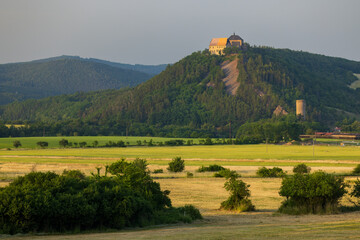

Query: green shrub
132,158,148,171
167,157,185,172
293,163,311,174
153,169,164,174
13,140,21,148
0,159,200,234
220,175,255,212
36,141,49,148
352,164,360,175
256,167,286,178
59,138,69,148
186,172,194,178
278,171,347,214
214,168,239,178
197,164,225,172
164,140,184,146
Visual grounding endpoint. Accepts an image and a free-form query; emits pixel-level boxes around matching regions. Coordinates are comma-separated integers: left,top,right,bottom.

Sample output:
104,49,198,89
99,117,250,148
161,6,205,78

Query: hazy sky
1,0,360,65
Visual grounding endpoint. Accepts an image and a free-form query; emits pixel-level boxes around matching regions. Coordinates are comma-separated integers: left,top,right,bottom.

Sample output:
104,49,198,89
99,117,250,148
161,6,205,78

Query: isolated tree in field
59,139,69,148
220,175,255,212
92,140,99,147
36,141,48,148
279,171,347,214
293,163,311,174
167,157,185,172
13,140,21,148
79,142,87,148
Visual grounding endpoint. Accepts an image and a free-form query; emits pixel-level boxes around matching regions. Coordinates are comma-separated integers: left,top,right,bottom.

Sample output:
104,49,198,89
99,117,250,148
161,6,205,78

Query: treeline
1,47,360,135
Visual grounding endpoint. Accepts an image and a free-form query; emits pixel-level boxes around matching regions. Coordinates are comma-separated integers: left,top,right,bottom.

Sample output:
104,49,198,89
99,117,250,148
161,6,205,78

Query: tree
79,142,87,148
36,141,48,148
13,140,21,148
220,175,255,212
167,157,185,172
293,163,311,174
59,139,69,148
279,171,347,214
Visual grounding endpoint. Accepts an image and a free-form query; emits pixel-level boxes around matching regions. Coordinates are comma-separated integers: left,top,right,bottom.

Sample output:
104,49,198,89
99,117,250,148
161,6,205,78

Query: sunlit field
1,139,360,239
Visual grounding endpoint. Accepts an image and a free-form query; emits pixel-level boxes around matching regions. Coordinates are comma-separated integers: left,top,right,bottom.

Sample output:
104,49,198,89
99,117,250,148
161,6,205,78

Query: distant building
209,33,244,55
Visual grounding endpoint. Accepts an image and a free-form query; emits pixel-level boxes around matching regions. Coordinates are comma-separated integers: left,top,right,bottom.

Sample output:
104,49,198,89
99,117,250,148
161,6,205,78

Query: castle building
209,33,244,55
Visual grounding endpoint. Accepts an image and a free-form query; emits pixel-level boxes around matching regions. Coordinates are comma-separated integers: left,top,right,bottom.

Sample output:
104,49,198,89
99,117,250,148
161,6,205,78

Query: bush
153,169,164,174
13,140,21,148
0,160,201,234
220,175,255,212
164,140,184,146
352,164,360,175
59,138,69,148
256,167,286,178
293,163,311,174
278,171,347,214
36,141,48,148
214,169,239,178
186,172,193,178
167,157,185,172
197,164,225,172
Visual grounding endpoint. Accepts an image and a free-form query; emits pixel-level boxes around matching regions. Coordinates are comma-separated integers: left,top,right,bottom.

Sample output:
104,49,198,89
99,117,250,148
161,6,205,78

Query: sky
1,0,360,65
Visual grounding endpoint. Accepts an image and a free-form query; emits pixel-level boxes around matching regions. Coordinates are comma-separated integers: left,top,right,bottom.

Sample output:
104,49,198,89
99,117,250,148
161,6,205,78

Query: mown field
1,137,360,239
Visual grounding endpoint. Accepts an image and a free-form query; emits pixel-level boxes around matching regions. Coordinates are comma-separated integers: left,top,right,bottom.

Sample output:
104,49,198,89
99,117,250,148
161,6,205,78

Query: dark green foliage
197,164,225,172
256,167,286,178
177,205,202,220
59,139,69,148
214,169,240,178
0,159,201,234
293,164,311,174
167,157,185,172
12,140,21,148
278,171,347,214
164,140,184,146
186,172,194,178
132,158,148,172
352,164,360,175
152,169,164,174
203,137,213,145
220,175,255,212
105,140,126,147
36,141,48,148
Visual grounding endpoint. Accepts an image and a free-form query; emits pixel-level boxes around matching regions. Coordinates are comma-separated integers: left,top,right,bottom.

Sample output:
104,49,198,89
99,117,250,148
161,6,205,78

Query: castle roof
209,38,228,47
228,33,243,41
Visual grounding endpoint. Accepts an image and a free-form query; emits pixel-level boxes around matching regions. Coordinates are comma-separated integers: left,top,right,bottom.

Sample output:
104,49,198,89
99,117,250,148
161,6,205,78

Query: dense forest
0,56,164,105
1,46,360,137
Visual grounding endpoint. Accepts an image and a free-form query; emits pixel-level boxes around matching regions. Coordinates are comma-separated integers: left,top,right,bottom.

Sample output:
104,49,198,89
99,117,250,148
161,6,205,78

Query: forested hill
0,57,160,105
1,47,360,137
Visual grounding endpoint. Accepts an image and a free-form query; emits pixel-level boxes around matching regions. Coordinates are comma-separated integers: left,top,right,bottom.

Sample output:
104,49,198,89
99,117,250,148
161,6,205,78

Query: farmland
1,137,360,239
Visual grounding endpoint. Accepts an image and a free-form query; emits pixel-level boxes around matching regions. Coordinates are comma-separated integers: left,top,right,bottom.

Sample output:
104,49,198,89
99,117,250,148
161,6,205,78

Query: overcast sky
1,0,359,65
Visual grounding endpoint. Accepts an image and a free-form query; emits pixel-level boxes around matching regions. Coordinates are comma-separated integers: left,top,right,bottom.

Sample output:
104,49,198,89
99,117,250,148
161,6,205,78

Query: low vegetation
278,171,347,214
167,157,185,172
197,164,225,172
256,167,286,178
0,159,201,234
293,163,311,174
220,174,255,212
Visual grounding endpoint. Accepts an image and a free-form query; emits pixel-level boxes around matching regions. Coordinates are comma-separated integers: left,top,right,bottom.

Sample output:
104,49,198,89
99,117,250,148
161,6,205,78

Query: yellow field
2,144,360,239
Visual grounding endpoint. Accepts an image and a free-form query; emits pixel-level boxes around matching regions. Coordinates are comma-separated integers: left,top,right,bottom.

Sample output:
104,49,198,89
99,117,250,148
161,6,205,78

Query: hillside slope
1,47,360,137
0,57,155,105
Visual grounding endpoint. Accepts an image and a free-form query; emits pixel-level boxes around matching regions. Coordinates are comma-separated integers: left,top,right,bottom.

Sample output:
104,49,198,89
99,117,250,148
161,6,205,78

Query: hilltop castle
209,33,244,55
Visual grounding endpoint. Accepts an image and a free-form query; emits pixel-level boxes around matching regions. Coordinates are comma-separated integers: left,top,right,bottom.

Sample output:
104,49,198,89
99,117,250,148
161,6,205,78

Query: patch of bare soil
221,58,239,95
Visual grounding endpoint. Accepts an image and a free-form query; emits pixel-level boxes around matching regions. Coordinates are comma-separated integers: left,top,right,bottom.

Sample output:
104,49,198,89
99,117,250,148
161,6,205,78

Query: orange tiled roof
209,38,228,47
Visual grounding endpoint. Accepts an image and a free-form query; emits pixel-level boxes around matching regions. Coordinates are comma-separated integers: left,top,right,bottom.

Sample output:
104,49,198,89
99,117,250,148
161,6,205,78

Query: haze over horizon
1,0,360,65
